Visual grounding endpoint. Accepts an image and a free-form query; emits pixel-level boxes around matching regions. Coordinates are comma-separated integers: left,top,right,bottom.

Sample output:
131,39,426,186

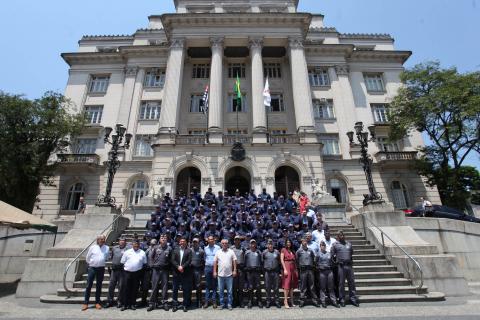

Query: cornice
304,44,354,56
349,50,412,63
339,33,392,41
80,35,134,41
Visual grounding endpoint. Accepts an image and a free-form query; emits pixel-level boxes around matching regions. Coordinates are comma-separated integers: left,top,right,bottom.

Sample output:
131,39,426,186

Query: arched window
65,182,85,210
275,166,300,197
129,180,149,205
391,181,409,209
328,178,347,204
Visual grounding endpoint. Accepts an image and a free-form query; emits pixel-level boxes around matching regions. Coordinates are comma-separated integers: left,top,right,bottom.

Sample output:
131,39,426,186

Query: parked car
404,205,480,223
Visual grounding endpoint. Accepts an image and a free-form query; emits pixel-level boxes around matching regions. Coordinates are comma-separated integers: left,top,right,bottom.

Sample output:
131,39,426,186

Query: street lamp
347,121,383,206
97,124,132,207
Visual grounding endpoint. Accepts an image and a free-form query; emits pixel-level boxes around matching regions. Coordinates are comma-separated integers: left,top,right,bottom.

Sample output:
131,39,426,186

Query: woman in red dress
280,239,298,308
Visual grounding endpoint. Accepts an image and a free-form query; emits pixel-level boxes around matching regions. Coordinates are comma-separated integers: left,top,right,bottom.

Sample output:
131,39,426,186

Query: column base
154,130,176,145
297,126,319,144
208,131,223,144
252,132,268,144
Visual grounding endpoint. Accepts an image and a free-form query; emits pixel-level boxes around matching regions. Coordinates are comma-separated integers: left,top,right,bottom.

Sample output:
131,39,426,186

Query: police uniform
331,240,358,306
262,246,281,308
296,246,319,307
191,245,205,307
231,242,246,307
147,244,172,311
315,250,338,307
107,244,128,307
244,243,263,308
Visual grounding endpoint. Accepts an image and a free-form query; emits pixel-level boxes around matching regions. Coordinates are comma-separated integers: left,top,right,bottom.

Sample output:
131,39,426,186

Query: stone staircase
40,223,445,304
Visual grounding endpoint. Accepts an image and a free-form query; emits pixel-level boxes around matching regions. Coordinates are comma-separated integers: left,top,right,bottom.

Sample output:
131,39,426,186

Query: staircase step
355,271,404,279
352,254,385,260
353,259,390,266
353,265,397,272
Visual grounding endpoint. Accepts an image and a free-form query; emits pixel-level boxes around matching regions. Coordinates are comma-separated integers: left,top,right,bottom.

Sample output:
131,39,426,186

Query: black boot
147,304,155,312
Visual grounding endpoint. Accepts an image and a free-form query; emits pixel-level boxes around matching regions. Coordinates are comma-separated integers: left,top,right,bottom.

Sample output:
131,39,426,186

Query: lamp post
347,121,383,206
97,124,132,207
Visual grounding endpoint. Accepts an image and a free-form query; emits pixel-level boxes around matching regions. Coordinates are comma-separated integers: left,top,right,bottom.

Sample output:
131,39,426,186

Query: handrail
350,204,424,294
62,207,128,297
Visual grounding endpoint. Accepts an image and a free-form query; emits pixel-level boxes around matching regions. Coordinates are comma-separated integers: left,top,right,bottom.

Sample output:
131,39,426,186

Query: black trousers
107,268,124,303
192,267,203,305
318,269,337,304
139,268,151,304
337,264,357,303
246,270,262,304
149,268,169,306
264,270,280,303
233,268,245,306
299,269,318,301
172,271,193,307
122,270,141,307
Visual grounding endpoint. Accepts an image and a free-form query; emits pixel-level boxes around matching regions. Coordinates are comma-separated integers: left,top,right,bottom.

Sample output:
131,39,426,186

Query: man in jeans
213,239,237,310
82,235,109,311
203,235,220,309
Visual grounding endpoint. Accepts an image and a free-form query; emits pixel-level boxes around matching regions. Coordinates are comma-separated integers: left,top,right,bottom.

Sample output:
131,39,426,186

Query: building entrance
225,166,251,196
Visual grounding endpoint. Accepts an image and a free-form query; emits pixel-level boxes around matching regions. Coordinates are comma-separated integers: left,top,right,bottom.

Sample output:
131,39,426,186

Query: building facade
34,0,441,221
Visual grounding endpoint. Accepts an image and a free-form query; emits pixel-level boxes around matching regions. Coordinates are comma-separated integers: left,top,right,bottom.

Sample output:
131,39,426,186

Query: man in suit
171,237,193,312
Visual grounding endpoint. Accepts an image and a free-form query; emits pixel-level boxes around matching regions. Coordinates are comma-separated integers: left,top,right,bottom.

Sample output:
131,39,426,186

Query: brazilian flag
233,74,242,109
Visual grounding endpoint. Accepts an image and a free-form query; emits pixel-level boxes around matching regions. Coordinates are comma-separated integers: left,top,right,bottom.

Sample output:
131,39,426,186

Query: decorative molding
214,178,224,185
210,37,224,49
125,66,138,77
266,177,275,185
185,151,193,162
249,37,264,50
283,151,292,161
170,38,185,49
164,178,174,185
202,177,212,185
303,176,313,184
288,37,304,50
334,64,350,76
253,177,262,184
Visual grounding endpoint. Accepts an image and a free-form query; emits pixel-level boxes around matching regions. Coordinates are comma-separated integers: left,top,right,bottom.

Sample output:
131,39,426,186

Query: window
391,181,409,209
134,136,153,157
328,178,347,204
308,69,330,87
139,101,161,120
377,137,401,152
188,129,207,135
269,94,286,112
320,138,341,155
227,128,248,135
65,182,85,210
270,129,287,135
190,95,206,113
264,63,282,78
84,106,103,124
144,69,166,88
89,75,110,93
192,64,210,79
371,104,389,123
129,180,149,205
228,63,246,78
227,94,247,112
74,139,97,154
313,99,335,119
364,73,385,92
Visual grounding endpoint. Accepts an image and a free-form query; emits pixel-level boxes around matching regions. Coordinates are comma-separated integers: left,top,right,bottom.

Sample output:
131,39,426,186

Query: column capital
249,37,264,50
288,36,304,50
124,66,138,77
334,64,350,76
210,37,225,49
170,38,185,49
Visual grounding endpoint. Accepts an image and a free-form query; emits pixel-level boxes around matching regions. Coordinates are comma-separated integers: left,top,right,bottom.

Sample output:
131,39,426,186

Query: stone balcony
57,154,100,165
375,151,418,168
173,134,302,145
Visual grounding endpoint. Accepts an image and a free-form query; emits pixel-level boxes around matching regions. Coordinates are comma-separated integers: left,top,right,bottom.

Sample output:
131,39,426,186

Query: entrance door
176,167,201,196
275,166,300,197
225,167,251,196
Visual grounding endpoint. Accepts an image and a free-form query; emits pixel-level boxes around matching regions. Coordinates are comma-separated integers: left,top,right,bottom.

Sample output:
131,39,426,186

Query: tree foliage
389,61,480,210
0,92,85,213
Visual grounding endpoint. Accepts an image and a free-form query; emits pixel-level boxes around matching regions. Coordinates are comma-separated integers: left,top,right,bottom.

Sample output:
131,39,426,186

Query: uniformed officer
106,237,128,308
191,237,205,308
139,239,156,308
231,235,246,308
244,239,263,308
316,241,339,308
147,234,172,312
262,240,281,308
331,230,359,307
296,238,320,308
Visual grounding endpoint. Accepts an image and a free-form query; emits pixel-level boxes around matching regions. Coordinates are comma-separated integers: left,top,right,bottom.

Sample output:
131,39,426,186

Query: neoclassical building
35,0,440,221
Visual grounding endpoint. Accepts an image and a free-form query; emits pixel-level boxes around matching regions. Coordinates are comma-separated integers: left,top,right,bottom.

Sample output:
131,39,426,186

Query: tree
389,61,480,210
0,92,85,213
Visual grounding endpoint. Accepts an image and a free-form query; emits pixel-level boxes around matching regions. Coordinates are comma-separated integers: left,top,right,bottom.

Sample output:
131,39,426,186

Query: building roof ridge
81,34,134,40
339,33,392,40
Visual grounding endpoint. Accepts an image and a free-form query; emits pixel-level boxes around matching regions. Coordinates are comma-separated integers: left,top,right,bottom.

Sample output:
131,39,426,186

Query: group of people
82,187,359,312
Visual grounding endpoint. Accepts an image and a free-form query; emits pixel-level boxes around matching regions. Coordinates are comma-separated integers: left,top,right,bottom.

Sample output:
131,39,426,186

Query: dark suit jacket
170,247,193,275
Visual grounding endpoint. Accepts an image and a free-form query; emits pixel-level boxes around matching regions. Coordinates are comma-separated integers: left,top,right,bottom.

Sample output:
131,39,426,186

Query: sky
0,0,478,167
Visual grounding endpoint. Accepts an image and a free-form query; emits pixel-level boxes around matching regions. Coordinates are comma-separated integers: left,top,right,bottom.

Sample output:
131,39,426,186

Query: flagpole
236,73,240,143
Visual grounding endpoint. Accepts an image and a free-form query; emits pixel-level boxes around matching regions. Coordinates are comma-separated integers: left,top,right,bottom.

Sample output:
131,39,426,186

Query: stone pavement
1,294,480,320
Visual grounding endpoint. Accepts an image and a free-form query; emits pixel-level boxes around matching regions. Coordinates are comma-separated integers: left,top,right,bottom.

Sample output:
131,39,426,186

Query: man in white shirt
312,223,325,245
322,230,337,253
420,197,433,216
213,239,237,310
82,235,109,311
120,240,147,311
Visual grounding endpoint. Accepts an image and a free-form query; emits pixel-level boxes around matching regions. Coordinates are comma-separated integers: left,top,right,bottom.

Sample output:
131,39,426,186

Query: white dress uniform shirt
323,238,337,253
86,244,109,267
121,248,147,272
312,229,325,244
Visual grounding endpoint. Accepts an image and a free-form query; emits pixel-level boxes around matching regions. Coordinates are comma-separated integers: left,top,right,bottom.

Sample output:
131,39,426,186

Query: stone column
250,37,268,143
116,66,139,126
158,38,186,140
288,37,316,141
208,37,224,143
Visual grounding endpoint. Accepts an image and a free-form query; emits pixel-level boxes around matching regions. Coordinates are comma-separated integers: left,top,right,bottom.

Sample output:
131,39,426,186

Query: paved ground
1,284,480,320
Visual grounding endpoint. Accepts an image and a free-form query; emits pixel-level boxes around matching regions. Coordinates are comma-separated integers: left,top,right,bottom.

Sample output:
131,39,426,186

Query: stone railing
223,135,252,145
375,151,418,161
269,134,301,144
175,135,208,145
57,154,100,165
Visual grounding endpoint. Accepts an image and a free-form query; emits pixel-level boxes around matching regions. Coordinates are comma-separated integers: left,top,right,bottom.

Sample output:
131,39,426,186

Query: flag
263,77,271,107
201,85,209,114
233,74,242,103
